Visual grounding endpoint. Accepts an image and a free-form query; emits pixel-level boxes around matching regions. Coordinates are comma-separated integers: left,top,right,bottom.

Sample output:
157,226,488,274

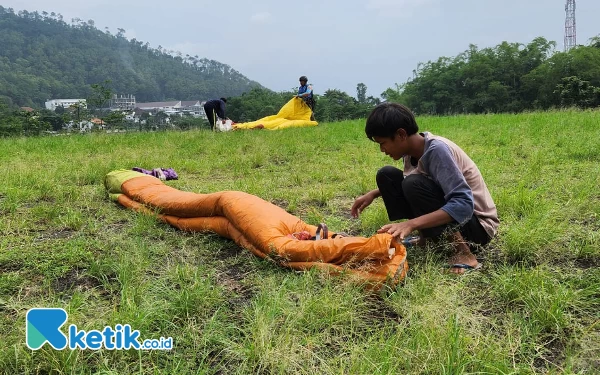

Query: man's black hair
365,102,419,140
220,97,227,103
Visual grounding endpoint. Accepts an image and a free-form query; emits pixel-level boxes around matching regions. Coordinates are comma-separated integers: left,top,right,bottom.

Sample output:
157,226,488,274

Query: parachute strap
287,223,329,241
315,223,328,240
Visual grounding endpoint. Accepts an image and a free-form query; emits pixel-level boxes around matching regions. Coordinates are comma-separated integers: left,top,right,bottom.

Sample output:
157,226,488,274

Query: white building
135,101,181,112
45,99,87,111
135,100,207,119
181,100,207,119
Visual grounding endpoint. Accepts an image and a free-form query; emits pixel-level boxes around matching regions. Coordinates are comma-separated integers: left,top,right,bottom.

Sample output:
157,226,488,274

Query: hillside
0,7,263,108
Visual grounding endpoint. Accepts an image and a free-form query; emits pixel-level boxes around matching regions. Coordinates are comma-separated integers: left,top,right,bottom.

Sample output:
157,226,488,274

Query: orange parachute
105,170,408,286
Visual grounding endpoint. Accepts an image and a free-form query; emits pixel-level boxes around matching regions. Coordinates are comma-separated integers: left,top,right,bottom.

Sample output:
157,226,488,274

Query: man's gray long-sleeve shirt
403,132,499,238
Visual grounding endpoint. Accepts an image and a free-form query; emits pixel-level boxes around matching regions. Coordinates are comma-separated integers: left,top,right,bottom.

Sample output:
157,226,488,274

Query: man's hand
377,221,415,240
351,192,375,218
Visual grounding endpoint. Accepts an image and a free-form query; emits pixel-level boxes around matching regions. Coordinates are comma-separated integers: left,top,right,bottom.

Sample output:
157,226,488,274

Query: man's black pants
304,97,315,121
376,166,490,248
203,104,216,129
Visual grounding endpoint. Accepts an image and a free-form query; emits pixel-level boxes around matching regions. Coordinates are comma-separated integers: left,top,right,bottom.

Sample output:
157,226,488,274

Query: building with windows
135,100,207,119
135,101,181,112
109,94,136,111
45,99,87,111
181,100,207,119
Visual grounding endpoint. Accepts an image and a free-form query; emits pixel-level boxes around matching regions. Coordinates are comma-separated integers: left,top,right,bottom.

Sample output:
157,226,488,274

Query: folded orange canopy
105,170,408,286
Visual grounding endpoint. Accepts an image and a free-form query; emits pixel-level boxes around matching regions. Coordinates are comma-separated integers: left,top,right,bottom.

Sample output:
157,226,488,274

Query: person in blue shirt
296,76,315,121
203,98,228,130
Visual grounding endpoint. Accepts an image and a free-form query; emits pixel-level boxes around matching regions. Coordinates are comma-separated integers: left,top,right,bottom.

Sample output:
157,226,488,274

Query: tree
88,80,113,111
356,83,367,104
65,100,89,126
554,76,600,108
102,111,126,129
17,109,50,135
39,109,65,131
381,84,403,103
317,89,358,122
590,35,600,49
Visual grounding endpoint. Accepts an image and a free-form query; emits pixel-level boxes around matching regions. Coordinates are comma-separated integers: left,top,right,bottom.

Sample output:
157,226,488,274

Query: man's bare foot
448,252,481,274
448,232,481,275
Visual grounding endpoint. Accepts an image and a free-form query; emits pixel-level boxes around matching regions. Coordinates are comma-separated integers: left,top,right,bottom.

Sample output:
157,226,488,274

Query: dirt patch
214,243,245,261
532,335,567,372
574,257,600,270
198,350,229,375
270,198,288,210
365,295,402,324
212,243,256,308
104,219,129,230
35,228,76,241
78,206,100,217
473,241,504,265
0,260,25,273
304,198,327,208
215,265,255,310
337,210,355,220
270,155,289,166
52,268,106,296
34,195,56,204
19,202,36,209
569,214,600,231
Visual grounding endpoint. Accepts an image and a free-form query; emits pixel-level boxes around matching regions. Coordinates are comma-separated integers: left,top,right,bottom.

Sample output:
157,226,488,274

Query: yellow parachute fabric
234,98,318,130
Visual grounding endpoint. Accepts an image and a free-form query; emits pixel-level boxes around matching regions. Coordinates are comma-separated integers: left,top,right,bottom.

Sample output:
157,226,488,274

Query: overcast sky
3,0,600,98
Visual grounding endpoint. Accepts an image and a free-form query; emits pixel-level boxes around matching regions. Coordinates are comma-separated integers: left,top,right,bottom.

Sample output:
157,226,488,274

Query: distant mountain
0,7,263,108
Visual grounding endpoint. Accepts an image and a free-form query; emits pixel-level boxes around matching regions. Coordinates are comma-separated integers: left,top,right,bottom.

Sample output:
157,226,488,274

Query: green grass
1,109,599,374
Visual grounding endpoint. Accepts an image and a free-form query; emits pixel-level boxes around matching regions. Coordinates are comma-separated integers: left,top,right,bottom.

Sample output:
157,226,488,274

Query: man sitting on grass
351,102,499,274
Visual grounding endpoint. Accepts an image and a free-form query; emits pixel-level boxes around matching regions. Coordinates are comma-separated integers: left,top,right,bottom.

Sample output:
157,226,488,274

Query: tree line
381,37,600,114
0,98,209,137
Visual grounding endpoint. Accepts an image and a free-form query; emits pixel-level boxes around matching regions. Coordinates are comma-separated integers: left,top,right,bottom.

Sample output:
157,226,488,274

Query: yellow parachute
234,98,318,130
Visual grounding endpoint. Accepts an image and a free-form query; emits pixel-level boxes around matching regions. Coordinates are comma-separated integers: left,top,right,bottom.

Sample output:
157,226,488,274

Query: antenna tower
564,0,576,52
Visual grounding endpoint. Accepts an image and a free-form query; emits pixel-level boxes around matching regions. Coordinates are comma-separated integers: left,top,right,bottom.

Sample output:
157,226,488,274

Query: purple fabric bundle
132,167,179,181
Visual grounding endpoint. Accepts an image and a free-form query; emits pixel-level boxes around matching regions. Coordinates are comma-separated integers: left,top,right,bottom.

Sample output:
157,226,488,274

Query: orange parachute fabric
105,170,408,286
233,98,318,130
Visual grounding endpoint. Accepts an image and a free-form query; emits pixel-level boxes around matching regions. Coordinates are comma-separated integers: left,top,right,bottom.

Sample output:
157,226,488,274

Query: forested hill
0,7,263,108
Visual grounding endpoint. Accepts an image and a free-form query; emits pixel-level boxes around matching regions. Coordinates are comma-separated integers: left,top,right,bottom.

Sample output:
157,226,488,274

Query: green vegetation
0,7,262,108
0,100,211,137
3,5,600,135
1,110,599,374
0,82,383,137
383,37,600,114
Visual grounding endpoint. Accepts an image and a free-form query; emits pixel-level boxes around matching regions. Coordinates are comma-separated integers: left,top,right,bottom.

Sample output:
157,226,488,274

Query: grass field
1,109,599,374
